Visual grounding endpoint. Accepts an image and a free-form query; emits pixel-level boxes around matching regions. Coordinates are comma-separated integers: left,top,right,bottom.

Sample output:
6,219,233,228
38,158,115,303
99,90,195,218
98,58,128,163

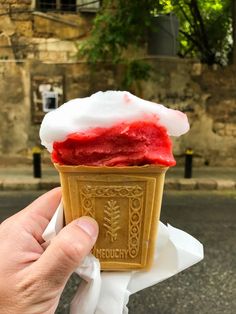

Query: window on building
36,0,100,13
42,91,58,112
37,0,56,11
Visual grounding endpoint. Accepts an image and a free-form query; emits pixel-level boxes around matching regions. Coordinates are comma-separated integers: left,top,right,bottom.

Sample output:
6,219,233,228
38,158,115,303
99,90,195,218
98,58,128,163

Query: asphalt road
0,190,235,314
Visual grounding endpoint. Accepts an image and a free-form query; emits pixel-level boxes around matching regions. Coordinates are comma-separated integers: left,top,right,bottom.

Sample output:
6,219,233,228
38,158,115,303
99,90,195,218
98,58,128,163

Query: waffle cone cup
54,163,168,271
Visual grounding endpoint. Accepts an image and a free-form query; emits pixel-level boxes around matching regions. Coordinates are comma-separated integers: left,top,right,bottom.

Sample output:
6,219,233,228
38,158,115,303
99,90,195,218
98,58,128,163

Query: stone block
39,179,60,190
9,7,31,21
179,179,197,190
0,34,15,59
196,179,217,190
33,14,87,40
213,122,225,135
38,51,67,62
14,21,33,37
10,3,30,9
216,180,235,190
0,16,16,35
67,52,78,62
191,63,202,76
7,0,30,4
46,40,77,53
27,52,35,59
164,179,180,190
225,123,236,136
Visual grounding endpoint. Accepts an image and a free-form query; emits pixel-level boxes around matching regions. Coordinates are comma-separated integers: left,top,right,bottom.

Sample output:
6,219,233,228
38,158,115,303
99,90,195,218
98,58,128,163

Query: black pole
184,148,193,178
33,151,42,178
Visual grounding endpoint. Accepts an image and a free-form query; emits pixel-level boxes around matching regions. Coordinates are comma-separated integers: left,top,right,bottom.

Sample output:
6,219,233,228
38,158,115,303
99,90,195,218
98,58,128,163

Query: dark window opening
36,1,100,13
37,0,77,12
42,91,59,112
37,0,56,11
46,97,56,109
61,0,77,12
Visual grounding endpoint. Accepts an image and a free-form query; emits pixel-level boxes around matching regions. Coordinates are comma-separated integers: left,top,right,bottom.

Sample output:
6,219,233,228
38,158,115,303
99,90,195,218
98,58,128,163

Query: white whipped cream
40,91,189,152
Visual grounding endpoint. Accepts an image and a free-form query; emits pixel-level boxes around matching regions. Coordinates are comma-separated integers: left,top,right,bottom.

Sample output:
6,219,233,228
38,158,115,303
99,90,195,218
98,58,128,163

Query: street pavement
0,164,235,191
0,190,235,314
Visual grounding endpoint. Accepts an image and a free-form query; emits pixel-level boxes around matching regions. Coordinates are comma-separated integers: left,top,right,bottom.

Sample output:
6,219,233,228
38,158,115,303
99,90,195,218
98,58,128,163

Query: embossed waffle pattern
103,199,121,242
80,184,143,261
128,196,143,258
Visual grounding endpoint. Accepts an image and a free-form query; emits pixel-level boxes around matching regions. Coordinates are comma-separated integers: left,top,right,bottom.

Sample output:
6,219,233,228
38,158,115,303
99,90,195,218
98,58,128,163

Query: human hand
0,188,98,314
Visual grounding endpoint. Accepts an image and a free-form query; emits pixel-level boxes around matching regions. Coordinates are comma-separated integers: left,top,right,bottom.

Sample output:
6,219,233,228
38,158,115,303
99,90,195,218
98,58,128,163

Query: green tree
80,0,232,89
170,0,232,65
79,0,155,90
150,0,232,65
80,0,155,63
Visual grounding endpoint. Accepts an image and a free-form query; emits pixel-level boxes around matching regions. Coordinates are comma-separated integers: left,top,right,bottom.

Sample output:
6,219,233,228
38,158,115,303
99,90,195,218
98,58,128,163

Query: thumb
35,216,99,290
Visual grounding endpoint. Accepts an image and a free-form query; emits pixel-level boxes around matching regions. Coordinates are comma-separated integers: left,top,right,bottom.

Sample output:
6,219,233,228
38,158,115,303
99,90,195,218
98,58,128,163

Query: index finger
25,187,62,221
1,188,62,245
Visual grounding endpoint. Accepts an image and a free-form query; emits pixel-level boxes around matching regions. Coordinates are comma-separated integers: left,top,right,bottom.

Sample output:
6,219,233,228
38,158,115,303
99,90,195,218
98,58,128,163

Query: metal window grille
36,0,99,12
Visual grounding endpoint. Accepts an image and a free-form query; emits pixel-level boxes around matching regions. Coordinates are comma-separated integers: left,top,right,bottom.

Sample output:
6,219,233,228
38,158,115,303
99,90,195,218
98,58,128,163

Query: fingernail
76,216,99,240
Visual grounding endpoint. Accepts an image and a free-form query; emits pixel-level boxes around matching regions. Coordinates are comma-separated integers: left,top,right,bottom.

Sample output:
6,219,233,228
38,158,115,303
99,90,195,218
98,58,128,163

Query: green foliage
80,0,233,87
79,0,160,90
122,60,152,89
157,0,232,65
80,0,155,64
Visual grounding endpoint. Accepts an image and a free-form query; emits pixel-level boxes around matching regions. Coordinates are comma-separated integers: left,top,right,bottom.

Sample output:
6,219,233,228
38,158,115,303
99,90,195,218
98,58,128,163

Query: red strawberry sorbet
52,121,176,167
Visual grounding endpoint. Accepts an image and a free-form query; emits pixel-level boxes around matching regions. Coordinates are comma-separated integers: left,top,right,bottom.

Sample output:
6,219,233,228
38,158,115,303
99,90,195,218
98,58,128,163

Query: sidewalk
0,164,235,191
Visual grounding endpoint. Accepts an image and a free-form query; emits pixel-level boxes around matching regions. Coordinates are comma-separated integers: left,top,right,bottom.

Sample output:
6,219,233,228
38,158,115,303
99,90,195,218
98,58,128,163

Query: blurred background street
1,190,235,314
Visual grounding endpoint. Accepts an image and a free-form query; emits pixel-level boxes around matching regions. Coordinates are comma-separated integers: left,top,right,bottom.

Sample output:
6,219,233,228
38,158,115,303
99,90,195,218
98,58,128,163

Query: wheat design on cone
103,199,121,242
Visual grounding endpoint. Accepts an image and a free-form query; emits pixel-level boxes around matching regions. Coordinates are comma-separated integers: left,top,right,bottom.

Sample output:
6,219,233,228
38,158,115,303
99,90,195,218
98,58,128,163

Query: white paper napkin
42,201,204,314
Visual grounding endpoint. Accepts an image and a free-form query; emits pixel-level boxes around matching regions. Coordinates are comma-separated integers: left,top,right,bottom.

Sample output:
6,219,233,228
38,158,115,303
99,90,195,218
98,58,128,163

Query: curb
0,178,235,191
164,179,236,191
0,178,60,191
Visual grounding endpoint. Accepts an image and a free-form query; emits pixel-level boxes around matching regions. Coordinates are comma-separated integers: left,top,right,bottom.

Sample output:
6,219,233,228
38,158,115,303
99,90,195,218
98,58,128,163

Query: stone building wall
0,1,235,166
142,58,236,166
0,0,94,163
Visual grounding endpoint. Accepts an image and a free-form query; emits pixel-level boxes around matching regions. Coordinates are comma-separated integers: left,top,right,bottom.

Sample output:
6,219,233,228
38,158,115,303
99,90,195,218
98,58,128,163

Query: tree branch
178,3,194,29
179,30,202,51
190,0,210,51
